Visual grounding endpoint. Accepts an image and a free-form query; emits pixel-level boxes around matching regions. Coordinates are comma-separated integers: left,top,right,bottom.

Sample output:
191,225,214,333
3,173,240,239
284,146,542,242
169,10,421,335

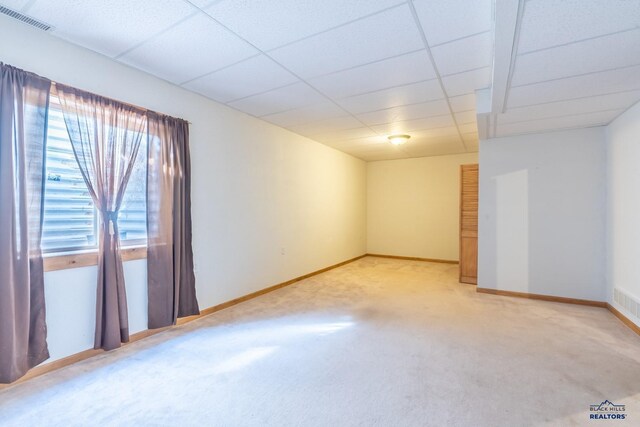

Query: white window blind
42,97,147,253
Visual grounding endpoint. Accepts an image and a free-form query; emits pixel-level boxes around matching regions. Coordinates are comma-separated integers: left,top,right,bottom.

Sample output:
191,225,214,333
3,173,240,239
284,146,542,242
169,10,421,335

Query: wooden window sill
43,246,147,272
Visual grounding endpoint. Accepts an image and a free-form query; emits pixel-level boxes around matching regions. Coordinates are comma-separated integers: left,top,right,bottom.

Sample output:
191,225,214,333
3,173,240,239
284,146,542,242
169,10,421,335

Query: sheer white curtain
55,84,147,351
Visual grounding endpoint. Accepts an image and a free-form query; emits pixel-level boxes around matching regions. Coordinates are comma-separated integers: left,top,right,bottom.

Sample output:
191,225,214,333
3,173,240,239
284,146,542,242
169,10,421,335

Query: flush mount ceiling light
387,134,410,145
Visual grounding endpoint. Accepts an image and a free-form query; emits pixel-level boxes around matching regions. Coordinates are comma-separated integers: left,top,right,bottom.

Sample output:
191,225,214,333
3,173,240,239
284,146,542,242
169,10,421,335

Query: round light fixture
387,134,410,145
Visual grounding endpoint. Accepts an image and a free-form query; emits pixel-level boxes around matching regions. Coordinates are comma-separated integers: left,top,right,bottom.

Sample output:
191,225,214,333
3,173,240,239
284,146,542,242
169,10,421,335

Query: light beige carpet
1,256,640,426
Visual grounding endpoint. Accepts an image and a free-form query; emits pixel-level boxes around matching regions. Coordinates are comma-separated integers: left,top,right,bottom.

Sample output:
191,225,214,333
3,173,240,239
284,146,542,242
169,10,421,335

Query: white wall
478,127,606,301
367,153,478,261
606,101,640,327
0,16,366,362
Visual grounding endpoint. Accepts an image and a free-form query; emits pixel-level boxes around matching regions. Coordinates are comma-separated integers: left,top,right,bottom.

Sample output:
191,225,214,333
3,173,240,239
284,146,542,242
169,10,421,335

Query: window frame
43,93,149,270
43,246,147,272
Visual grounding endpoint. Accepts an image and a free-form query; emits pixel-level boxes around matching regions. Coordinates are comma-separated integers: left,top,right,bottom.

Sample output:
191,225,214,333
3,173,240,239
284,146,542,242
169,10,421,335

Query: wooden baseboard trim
460,276,477,285
1,254,366,388
476,288,640,338
607,303,640,336
178,254,367,323
366,253,459,264
476,287,607,308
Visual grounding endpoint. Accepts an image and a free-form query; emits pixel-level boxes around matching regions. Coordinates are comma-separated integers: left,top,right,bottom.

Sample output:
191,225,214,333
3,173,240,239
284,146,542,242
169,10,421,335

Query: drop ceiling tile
458,122,478,134
358,127,460,147
404,137,466,158
305,127,378,143
462,131,479,143
449,93,477,112
118,14,258,84
431,32,493,76
334,140,410,161
508,64,640,108
412,0,492,46
26,0,195,57
330,133,446,161
371,116,456,134
357,150,410,161
501,90,640,124
441,67,491,97
415,126,462,139
462,134,480,153
336,80,445,114
512,29,640,87
2,0,30,11
308,50,436,99
188,0,219,7
366,152,411,161
204,0,404,51
288,115,365,135
411,126,460,141
462,132,479,151
355,99,450,126
183,55,298,103
462,132,478,141
518,0,640,53
325,136,387,152
343,140,406,152
404,129,461,142
268,4,423,78
260,101,347,128
454,110,477,124
495,109,623,137
227,82,326,117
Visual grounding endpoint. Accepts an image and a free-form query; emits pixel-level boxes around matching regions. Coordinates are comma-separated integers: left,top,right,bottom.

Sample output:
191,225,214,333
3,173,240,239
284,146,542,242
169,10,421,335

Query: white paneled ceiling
482,0,640,141
268,5,424,78
202,0,405,51
307,50,437,99
413,0,493,45
117,13,259,84
511,30,640,87
3,0,640,161
26,0,196,57
517,0,640,53
182,54,298,104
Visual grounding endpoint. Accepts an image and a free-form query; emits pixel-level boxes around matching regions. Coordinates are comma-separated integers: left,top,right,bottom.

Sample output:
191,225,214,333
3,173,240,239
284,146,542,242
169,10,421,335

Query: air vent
0,5,52,31
614,287,640,319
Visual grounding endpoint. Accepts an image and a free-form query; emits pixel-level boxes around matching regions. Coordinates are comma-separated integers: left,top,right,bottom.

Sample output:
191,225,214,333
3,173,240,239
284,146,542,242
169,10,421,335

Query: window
42,96,147,254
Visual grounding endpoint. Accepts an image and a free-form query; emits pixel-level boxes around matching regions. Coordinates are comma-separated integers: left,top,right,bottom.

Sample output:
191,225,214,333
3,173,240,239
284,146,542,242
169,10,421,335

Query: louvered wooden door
459,164,479,284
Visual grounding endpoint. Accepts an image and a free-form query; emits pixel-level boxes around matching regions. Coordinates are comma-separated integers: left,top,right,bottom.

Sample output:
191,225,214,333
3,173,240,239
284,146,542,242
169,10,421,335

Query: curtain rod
50,81,192,124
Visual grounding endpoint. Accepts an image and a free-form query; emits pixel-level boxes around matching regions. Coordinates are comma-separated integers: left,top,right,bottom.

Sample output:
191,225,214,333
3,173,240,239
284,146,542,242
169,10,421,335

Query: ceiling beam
491,0,524,114
477,0,524,139
475,88,492,140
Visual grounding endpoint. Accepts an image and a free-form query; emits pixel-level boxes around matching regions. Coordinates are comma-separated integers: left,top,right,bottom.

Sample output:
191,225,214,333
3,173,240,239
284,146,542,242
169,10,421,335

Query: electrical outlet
280,247,285,255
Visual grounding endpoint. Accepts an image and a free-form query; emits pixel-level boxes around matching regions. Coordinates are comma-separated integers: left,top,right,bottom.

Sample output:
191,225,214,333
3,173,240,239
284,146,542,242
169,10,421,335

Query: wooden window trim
43,246,147,272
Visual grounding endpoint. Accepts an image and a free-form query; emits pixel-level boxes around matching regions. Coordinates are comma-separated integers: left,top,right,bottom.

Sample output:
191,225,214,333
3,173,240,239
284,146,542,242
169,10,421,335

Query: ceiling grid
1,0,638,160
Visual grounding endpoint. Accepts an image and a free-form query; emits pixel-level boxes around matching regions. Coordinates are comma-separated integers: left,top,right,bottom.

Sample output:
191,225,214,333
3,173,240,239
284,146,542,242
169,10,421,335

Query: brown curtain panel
55,84,147,351
0,63,51,383
147,112,199,329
